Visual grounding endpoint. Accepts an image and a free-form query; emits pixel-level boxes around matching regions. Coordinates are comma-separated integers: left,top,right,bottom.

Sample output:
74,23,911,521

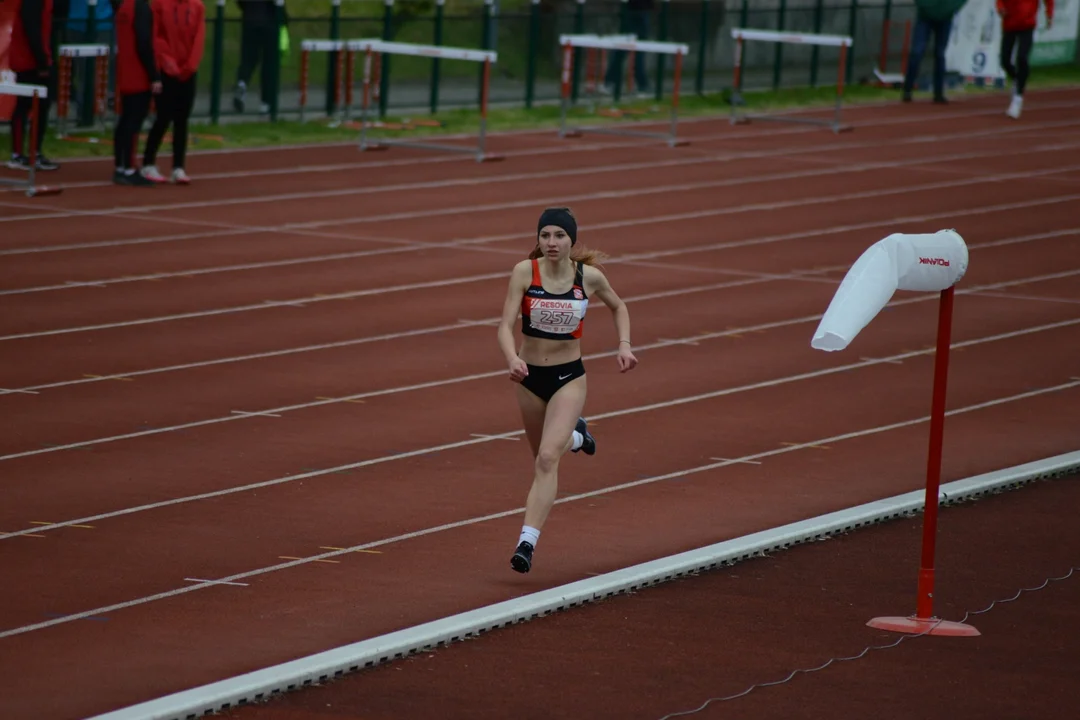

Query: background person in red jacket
141,0,205,185
6,0,60,172
998,0,1054,119
111,0,161,186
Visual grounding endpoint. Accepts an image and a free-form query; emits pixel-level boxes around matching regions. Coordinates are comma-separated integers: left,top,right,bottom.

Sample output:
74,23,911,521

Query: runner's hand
508,357,529,383
617,345,638,373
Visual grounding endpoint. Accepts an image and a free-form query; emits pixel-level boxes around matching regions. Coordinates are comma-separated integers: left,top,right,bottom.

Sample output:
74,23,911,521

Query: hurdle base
867,615,980,637
733,113,853,134
562,124,686,148
361,138,501,164
27,185,64,197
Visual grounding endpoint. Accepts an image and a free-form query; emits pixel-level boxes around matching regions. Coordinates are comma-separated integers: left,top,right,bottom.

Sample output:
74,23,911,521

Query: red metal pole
915,285,954,620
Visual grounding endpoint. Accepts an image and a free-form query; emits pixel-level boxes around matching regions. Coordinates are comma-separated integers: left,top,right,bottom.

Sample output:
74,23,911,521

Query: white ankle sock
570,430,583,451
519,525,540,548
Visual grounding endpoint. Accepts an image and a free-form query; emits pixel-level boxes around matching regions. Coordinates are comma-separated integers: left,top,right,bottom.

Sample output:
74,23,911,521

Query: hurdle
557,34,690,147
57,44,111,136
729,28,854,133
349,39,502,163
563,33,638,97
298,39,347,123
0,82,63,197
873,19,911,87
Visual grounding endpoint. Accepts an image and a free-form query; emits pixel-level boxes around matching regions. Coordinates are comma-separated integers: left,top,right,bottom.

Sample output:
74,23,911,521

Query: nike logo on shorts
559,373,572,380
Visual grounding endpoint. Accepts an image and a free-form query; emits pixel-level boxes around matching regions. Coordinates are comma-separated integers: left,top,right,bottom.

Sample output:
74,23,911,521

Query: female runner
497,207,638,574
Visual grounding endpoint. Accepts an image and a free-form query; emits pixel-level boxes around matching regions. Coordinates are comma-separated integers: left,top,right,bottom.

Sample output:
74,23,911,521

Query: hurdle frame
298,39,348,123
0,82,63,197
349,39,502,163
873,19,911,88
565,33,638,98
57,44,111,136
557,34,690,147
729,28,854,133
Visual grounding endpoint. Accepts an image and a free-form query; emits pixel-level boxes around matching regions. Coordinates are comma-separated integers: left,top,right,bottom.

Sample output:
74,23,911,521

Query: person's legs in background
142,76,176,182
902,16,952,103
901,17,933,101
930,17,952,102
630,10,650,94
1002,29,1034,118
7,70,59,170
169,75,197,183
113,91,154,185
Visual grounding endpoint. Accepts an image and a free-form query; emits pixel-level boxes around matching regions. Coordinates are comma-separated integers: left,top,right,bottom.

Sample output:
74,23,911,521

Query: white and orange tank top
520,259,588,341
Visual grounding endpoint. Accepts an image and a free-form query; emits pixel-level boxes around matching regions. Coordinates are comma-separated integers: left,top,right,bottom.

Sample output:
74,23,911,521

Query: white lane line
620,260,845,285
230,410,282,419
183,578,249,588
21,95,1080,184
3,113,1080,254
158,162,1080,235
2,377,1076,639
2,312,1077,536
972,291,1080,306
5,108,1079,215
709,457,763,465
34,90,1080,170
2,224,1076,401
7,133,1078,233
2,268,1078,464
0,388,40,395
3,140,1078,276
4,163,1079,344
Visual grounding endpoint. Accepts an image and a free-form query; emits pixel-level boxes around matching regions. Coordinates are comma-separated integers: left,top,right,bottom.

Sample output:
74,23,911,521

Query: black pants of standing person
1000,29,1035,95
113,91,156,185
114,91,152,170
8,69,58,170
234,0,278,112
143,74,196,171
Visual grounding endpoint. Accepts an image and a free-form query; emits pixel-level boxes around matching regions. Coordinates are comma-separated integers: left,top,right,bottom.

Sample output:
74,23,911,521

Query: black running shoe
510,541,533,573
115,170,155,187
6,154,30,171
571,416,595,455
35,155,59,171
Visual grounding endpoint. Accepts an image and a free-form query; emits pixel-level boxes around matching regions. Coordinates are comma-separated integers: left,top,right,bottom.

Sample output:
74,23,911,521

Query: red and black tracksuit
143,0,205,170
997,0,1055,95
112,0,161,176
7,0,56,167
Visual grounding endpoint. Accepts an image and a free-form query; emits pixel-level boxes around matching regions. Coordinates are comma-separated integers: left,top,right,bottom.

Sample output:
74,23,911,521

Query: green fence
49,0,984,127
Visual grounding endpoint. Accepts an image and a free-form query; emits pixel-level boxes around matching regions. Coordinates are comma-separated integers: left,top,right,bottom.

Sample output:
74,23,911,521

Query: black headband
537,208,577,246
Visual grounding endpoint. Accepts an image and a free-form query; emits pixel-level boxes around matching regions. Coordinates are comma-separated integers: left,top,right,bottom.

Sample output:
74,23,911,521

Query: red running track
0,88,1078,720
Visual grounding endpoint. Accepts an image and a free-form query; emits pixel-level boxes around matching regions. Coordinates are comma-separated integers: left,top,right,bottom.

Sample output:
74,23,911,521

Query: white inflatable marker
810,229,978,638
811,229,969,351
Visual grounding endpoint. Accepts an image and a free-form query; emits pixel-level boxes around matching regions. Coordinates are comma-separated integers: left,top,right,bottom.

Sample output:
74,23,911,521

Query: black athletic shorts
520,358,585,403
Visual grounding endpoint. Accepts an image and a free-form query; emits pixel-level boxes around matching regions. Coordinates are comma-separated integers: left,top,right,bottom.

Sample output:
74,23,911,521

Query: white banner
946,0,1007,81
947,0,1079,79
1033,0,1080,65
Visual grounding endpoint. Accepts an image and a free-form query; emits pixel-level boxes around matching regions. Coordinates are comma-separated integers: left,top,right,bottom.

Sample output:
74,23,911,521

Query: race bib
528,297,587,335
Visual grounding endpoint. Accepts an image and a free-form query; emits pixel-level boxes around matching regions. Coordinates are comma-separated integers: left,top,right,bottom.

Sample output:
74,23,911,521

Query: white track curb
91,450,1080,720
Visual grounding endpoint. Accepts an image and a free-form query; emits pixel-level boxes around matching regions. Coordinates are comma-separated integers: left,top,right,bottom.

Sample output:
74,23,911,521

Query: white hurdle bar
348,39,502,163
57,43,111,136
560,33,637,95
557,34,691,148
729,28,854,133
0,82,63,197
